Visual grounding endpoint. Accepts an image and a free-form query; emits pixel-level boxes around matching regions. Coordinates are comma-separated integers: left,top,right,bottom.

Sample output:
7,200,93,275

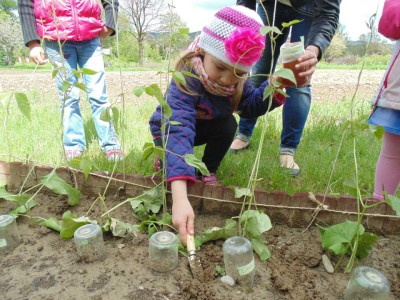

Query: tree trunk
7,46,14,67
138,38,144,67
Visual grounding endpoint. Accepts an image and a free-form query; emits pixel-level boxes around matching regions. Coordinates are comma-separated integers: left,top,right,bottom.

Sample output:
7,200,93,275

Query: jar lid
150,231,177,246
74,224,101,239
0,214,14,227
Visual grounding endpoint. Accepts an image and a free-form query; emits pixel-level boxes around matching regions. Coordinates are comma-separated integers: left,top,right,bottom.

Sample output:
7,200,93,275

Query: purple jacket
149,73,285,184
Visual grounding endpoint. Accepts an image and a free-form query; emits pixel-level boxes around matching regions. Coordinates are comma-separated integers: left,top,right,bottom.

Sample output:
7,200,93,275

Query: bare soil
0,191,399,300
0,69,386,104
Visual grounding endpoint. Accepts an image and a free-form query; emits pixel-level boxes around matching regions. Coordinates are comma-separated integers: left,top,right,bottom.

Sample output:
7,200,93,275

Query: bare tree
120,0,165,66
0,12,23,66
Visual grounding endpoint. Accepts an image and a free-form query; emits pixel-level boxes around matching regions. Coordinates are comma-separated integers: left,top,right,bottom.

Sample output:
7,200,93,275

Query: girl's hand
28,42,48,65
295,45,320,85
171,180,195,244
100,27,113,44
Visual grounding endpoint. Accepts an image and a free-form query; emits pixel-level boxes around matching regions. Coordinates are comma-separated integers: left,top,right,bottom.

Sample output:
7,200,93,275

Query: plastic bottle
223,236,255,286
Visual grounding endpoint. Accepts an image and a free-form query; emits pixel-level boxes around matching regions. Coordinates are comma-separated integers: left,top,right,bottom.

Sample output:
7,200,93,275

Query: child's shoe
202,173,218,184
65,150,83,160
106,149,124,162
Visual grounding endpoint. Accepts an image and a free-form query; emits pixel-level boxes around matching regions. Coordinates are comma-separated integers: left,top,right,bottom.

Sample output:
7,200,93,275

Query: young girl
149,5,286,242
369,0,400,201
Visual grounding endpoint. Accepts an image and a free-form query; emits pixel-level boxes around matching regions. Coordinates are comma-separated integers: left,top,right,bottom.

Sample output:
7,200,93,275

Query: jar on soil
148,231,178,272
344,266,390,300
74,224,105,262
279,41,306,87
0,214,21,253
223,236,255,286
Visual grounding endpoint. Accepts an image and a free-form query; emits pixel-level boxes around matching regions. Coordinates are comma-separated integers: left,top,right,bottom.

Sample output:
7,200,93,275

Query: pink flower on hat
225,27,265,67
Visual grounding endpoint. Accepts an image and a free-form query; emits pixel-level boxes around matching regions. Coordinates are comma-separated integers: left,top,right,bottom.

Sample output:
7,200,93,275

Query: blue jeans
238,2,312,156
45,38,120,152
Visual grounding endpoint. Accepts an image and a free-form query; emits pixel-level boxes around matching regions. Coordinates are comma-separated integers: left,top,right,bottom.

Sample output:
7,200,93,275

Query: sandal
230,138,250,153
279,154,300,176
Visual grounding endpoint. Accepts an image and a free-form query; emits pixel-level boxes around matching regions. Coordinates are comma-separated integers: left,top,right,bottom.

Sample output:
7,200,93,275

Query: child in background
149,5,286,242
18,0,124,162
368,0,400,200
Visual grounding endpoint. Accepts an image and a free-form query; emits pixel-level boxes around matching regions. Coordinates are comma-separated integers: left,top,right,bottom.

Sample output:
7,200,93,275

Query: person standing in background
231,0,341,176
18,0,124,162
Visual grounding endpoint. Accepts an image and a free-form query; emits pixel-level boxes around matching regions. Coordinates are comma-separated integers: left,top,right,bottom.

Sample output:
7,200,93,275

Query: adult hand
28,42,48,65
171,180,195,244
295,45,320,85
100,27,113,45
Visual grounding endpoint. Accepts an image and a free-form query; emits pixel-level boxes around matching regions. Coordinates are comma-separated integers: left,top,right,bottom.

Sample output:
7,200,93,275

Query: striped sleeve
18,0,40,47
102,0,119,35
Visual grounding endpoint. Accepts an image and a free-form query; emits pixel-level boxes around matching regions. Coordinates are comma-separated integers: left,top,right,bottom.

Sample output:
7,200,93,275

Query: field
1,68,400,299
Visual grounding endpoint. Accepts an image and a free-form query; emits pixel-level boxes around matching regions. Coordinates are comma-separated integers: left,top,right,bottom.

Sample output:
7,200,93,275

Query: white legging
374,131,400,200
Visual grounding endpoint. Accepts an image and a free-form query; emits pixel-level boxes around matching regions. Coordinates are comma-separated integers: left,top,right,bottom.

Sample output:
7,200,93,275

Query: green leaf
133,86,145,97
110,218,139,238
232,187,252,199
181,71,199,80
100,107,112,122
61,81,71,93
80,68,98,75
385,194,400,216
198,219,237,245
282,20,302,28
74,82,87,92
14,93,31,121
51,69,58,79
260,25,282,36
215,265,226,276
71,69,81,79
319,220,363,256
129,186,163,214
184,154,210,176
343,175,368,198
111,106,120,128
34,217,62,232
142,142,155,160
60,210,92,239
40,171,80,206
263,85,274,100
369,124,384,139
251,237,272,261
145,84,172,118
0,185,31,205
9,198,37,218
274,68,296,85
356,232,379,259
169,121,182,126
172,71,186,86
178,27,190,35
240,210,272,238
79,157,98,180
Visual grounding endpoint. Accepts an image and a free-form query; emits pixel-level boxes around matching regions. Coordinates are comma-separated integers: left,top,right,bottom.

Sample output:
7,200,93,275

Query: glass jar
279,41,306,87
344,266,390,300
73,224,105,262
149,231,178,272
223,236,255,286
0,214,21,253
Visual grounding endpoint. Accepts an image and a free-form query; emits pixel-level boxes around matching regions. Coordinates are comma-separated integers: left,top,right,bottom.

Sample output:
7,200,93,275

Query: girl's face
203,53,247,87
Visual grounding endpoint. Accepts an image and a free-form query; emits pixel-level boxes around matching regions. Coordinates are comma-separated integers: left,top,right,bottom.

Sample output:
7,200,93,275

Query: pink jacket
34,0,104,41
371,41,400,110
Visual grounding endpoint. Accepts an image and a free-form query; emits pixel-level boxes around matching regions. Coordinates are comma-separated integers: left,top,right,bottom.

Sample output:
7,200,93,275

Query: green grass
0,69,381,198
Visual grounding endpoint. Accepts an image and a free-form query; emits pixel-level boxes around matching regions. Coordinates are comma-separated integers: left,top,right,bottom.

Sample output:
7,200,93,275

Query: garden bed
0,161,399,299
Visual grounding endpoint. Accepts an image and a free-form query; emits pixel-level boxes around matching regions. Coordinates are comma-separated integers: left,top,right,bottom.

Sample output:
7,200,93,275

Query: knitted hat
198,5,265,73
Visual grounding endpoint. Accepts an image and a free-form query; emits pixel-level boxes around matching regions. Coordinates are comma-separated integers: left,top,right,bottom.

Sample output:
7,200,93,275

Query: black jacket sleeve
236,0,256,10
18,0,40,47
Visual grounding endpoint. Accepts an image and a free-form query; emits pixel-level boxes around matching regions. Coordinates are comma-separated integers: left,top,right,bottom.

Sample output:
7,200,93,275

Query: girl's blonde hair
174,51,245,111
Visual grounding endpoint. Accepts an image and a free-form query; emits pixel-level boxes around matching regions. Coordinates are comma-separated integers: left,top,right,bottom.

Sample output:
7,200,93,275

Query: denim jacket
236,0,341,59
